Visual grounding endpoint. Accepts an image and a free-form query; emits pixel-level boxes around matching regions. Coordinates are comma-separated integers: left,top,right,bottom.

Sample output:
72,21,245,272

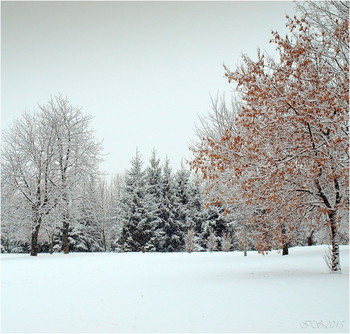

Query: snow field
1,245,349,333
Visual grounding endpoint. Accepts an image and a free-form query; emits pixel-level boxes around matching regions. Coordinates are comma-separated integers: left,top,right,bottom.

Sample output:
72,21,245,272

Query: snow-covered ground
1,245,349,333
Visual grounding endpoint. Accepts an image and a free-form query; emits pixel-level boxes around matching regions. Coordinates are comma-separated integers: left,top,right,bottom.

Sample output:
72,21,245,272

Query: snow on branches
191,1,349,270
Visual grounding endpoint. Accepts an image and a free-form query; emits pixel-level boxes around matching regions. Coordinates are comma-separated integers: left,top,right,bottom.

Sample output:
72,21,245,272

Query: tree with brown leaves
191,1,348,271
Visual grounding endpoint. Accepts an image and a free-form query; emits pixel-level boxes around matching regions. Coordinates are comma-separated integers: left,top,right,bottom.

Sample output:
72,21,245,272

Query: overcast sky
1,0,296,176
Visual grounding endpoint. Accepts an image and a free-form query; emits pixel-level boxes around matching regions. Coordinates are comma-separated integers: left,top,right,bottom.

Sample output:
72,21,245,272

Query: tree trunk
102,228,107,252
243,222,247,256
61,187,70,254
30,223,41,256
315,176,341,271
49,234,54,254
282,243,289,256
62,221,70,254
281,224,289,256
329,211,340,272
307,230,315,246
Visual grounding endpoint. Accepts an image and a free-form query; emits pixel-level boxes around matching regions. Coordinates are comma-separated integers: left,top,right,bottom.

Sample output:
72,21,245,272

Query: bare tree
2,111,58,255
206,228,218,252
1,181,31,252
95,176,124,252
184,228,196,253
221,232,233,252
39,96,103,254
2,96,103,255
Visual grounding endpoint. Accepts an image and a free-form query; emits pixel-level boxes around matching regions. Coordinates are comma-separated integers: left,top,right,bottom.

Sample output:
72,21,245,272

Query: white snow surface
1,245,349,333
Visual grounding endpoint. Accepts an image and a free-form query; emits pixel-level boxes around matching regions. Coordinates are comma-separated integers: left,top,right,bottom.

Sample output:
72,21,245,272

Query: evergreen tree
172,168,192,251
202,204,233,251
186,176,205,245
119,150,155,252
158,159,178,252
145,149,163,251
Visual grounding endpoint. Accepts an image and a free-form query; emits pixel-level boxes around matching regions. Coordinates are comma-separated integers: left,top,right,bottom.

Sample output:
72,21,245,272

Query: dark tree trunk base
30,224,41,256
62,221,70,254
307,231,315,246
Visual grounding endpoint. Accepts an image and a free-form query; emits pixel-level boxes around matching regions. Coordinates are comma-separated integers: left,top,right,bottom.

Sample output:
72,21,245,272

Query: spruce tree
119,150,154,252
202,204,233,251
186,176,204,237
145,150,163,251
172,168,192,251
158,159,178,252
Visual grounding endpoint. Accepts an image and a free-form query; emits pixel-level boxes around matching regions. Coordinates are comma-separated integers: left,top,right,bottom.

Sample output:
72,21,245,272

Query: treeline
2,143,340,255
1,146,240,253
0,96,240,254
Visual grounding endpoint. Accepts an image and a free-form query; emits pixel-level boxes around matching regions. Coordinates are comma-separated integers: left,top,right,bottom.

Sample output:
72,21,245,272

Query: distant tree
221,232,233,252
109,174,126,251
95,178,117,252
184,228,196,253
206,228,218,252
73,176,106,252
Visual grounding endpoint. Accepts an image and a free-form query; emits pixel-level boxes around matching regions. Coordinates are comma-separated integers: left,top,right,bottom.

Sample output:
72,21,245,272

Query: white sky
1,0,296,176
